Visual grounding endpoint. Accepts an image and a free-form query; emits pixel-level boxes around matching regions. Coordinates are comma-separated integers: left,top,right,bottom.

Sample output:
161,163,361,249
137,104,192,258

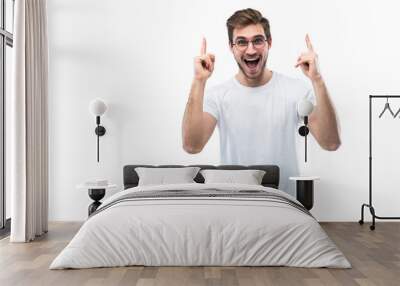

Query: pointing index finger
201,37,207,55
305,34,314,51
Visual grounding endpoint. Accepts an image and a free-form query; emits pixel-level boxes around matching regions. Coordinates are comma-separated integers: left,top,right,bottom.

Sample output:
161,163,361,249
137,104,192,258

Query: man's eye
254,38,264,45
236,40,248,46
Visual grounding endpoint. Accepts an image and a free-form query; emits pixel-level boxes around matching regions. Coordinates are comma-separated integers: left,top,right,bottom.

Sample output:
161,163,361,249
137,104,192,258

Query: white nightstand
77,183,117,216
289,176,320,210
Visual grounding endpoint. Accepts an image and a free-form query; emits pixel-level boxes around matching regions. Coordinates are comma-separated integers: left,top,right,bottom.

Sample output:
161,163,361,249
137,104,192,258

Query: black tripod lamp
89,98,107,162
297,98,314,162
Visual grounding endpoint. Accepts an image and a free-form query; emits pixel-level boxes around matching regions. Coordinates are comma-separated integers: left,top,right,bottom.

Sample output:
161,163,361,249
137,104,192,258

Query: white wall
47,0,400,221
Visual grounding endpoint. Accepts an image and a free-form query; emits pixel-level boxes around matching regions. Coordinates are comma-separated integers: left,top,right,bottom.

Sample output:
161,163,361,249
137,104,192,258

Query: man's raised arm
182,38,217,154
295,34,341,151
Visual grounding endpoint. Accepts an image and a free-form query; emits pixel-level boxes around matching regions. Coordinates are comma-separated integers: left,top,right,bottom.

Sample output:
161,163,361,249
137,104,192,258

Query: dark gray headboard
123,165,279,189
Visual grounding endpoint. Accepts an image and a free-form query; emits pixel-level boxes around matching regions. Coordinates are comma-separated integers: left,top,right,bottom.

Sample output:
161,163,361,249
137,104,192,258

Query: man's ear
267,37,272,49
229,41,233,53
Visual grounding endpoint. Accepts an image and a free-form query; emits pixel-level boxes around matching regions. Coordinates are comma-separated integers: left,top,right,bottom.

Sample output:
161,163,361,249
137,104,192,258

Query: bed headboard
123,164,280,190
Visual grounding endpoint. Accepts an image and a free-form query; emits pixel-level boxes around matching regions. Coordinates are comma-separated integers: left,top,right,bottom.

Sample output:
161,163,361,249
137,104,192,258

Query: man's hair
226,8,271,45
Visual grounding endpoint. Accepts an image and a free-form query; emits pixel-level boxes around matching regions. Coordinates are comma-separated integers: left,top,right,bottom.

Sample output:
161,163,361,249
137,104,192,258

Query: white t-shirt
203,71,315,196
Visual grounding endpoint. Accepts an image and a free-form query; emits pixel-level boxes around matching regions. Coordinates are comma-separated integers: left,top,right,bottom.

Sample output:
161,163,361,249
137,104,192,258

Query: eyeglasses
232,37,267,51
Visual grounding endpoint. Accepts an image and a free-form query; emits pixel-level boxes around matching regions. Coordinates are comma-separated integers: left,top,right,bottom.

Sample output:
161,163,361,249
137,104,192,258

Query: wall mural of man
182,8,340,195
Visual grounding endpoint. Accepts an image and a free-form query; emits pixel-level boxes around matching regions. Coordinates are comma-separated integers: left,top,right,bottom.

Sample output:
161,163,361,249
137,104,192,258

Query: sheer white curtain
9,0,48,242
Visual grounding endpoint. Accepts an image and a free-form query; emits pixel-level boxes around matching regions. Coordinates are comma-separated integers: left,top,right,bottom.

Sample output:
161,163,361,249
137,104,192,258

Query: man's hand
194,37,215,81
295,34,322,82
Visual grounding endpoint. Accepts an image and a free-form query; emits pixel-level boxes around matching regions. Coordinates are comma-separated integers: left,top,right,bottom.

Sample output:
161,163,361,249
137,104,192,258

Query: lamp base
95,126,106,136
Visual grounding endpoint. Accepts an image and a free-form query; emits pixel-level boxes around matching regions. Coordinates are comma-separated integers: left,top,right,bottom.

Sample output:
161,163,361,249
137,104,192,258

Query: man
182,8,340,195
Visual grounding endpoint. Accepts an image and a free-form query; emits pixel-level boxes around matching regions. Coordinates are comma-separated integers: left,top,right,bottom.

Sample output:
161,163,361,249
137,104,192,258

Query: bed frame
123,164,279,189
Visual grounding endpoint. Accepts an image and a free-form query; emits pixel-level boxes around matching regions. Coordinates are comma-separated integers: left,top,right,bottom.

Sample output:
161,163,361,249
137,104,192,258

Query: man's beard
237,56,267,79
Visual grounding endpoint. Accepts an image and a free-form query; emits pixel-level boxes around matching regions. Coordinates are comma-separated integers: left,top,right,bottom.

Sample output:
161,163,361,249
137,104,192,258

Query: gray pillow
200,169,266,185
135,167,201,186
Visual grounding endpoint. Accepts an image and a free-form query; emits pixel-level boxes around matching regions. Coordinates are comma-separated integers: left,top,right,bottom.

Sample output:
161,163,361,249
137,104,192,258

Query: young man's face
230,23,271,79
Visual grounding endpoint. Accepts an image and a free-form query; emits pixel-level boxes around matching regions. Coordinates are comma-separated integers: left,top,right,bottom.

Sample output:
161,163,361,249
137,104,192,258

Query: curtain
9,0,48,242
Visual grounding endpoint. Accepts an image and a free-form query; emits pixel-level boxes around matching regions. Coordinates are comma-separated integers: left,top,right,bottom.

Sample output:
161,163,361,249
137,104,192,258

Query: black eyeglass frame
231,37,268,50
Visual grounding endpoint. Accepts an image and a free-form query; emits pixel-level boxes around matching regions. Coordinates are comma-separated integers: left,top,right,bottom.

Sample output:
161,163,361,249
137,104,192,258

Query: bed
50,164,351,269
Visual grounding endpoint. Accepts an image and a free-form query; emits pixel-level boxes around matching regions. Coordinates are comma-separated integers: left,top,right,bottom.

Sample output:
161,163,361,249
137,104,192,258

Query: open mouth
244,57,261,69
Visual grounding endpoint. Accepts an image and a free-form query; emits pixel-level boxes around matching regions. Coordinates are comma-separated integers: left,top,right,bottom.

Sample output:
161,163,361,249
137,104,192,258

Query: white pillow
200,169,266,185
135,167,201,186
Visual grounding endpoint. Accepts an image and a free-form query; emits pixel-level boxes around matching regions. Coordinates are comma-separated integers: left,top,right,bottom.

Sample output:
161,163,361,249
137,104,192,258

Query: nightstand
77,183,117,216
289,176,320,210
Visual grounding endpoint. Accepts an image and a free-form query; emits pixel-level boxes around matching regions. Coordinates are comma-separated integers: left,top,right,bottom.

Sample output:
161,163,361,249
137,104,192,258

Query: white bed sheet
50,183,351,269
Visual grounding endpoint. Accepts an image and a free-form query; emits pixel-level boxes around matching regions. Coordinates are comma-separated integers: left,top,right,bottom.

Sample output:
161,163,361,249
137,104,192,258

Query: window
0,0,14,234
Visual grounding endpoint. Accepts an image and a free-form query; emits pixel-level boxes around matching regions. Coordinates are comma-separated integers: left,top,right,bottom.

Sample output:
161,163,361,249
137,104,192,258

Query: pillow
200,169,266,185
135,167,201,186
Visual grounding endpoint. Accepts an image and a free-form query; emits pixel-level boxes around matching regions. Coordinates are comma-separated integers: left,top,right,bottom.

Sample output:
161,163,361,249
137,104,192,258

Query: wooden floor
0,222,399,286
